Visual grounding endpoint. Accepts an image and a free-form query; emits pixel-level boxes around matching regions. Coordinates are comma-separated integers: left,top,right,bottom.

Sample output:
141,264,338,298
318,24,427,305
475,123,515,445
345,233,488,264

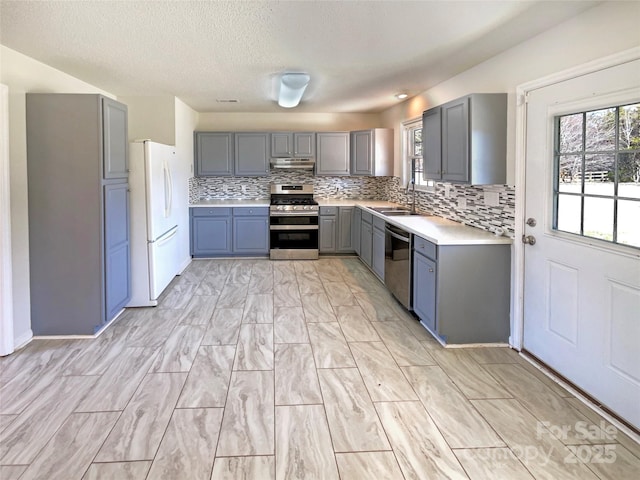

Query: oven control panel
271,205,319,212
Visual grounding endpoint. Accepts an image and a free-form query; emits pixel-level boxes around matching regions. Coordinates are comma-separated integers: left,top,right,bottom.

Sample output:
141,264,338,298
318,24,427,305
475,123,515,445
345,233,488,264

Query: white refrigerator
128,140,180,306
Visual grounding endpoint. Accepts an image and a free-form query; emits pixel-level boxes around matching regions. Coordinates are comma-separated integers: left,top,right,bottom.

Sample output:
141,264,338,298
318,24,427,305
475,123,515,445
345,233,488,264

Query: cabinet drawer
232,207,269,217
191,207,232,217
372,216,386,231
361,210,372,224
320,206,338,216
414,235,437,260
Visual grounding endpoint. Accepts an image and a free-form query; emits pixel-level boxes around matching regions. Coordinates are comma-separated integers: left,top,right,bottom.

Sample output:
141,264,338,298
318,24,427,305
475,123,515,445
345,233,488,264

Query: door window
553,102,640,248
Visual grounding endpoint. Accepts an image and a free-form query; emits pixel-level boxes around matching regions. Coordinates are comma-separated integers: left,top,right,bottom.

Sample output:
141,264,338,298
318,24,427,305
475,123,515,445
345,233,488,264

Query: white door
145,141,177,241
523,58,640,429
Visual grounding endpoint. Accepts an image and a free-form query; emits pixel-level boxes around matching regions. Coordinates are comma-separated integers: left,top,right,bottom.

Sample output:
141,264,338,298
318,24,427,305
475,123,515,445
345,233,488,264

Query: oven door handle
270,224,319,231
385,227,411,243
270,212,319,217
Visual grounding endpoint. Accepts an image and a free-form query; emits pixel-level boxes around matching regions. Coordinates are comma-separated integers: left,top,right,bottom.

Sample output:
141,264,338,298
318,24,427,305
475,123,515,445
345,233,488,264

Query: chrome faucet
405,158,419,214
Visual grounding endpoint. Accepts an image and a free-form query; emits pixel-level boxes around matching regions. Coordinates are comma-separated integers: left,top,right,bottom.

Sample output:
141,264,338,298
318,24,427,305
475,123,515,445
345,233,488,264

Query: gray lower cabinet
316,132,350,175
190,207,268,257
371,217,385,280
319,215,337,253
104,182,132,322
413,245,437,332
232,208,269,253
319,206,354,254
26,93,130,335
337,207,354,252
352,207,362,256
360,211,373,267
412,235,511,344
191,208,232,256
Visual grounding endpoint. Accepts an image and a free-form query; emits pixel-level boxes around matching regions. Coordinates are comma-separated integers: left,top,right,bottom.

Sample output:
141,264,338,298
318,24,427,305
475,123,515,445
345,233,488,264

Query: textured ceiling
0,0,599,113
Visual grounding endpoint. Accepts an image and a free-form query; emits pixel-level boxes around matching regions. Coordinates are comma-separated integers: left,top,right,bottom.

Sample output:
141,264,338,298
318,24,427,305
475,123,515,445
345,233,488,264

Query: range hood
270,158,315,170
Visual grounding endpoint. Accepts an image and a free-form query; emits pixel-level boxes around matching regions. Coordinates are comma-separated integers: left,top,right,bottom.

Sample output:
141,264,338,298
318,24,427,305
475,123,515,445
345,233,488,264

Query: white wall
0,46,114,347
380,1,640,183
120,94,197,274
174,97,199,271
120,95,176,145
197,112,381,131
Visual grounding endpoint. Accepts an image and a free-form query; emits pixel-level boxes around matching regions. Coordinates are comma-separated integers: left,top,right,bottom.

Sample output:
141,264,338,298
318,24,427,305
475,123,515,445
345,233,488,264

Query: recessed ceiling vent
216,99,239,103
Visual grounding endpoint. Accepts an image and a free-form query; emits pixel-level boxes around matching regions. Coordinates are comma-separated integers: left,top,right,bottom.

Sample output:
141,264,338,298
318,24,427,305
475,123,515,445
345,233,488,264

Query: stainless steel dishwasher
384,223,412,310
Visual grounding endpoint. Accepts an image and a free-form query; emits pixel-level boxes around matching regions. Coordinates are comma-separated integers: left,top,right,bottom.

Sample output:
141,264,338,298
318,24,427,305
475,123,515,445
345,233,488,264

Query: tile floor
0,257,638,479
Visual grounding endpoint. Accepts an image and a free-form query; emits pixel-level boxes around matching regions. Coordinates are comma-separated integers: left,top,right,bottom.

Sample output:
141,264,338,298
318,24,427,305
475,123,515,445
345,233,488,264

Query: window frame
402,117,433,191
552,102,640,250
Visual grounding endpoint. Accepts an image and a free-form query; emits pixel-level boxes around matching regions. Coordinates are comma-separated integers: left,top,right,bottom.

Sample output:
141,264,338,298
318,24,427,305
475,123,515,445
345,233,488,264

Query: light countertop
317,198,512,246
189,197,512,246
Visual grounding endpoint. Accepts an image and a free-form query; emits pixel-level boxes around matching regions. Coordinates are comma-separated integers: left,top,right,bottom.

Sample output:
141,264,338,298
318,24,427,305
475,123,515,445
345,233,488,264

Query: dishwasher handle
385,227,410,243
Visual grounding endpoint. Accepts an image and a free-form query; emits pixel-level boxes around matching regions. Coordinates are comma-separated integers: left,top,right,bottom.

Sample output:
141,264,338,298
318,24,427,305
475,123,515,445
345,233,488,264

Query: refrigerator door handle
155,225,178,245
163,162,173,218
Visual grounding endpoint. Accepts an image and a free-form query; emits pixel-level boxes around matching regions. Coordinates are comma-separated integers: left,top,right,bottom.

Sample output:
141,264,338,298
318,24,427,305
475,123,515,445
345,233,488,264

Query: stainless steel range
269,184,319,260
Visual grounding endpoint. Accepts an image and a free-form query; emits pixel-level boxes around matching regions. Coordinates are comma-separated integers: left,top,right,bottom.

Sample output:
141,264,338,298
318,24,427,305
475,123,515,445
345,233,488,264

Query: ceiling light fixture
395,93,409,100
278,73,310,108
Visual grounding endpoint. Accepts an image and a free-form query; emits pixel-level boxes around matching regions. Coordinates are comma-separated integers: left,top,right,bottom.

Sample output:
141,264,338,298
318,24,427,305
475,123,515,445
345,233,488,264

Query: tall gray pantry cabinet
26,94,131,335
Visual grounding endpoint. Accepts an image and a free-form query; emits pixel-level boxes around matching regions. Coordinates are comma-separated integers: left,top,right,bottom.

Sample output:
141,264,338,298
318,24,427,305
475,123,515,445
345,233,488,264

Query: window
403,119,432,190
554,102,640,248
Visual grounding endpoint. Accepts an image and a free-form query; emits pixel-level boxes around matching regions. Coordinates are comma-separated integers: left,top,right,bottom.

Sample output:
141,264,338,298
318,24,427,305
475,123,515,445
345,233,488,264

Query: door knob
526,218,537,227
522,235,536,245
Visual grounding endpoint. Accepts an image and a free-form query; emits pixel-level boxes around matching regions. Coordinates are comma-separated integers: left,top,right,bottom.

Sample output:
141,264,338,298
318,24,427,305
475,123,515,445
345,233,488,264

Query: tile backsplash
190,171,386,202
190,172,515,238
385,177,515,238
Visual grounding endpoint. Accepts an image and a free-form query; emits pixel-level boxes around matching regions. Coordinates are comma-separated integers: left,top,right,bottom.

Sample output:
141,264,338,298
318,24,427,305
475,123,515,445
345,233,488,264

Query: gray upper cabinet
441,97,470,182
271,132,315,158
316,132,350,175
422,93,507,185
235,132,270,176
350,128,393,176
102,97,128,179
271,132,291,157
195,132,234,176
422,107,442,179
26,93,130,335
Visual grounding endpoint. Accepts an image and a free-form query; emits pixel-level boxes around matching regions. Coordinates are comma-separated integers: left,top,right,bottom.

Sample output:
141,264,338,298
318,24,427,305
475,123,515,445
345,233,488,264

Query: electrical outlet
222,184,229,194
444,184,451,198
457,197,467,210
241,185,247,194
484,190,500,207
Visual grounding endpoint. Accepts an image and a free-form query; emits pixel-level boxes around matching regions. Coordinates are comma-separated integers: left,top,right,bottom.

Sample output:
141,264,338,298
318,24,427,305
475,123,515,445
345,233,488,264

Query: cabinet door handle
429,268,434,272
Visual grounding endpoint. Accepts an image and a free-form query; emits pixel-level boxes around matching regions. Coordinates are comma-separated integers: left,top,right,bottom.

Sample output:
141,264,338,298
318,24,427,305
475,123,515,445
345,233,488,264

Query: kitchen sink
381,210,422,216
369,206,421,216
